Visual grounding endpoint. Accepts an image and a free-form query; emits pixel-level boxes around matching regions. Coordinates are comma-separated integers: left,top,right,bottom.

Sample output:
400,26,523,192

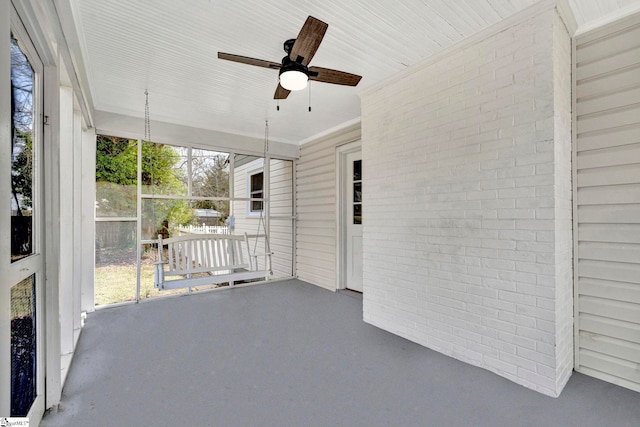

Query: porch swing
145,92,273,290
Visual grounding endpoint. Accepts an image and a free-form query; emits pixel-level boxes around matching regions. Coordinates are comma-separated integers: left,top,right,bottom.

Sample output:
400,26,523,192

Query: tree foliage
96,136,193,236
11,132,33,213
96,137,233,236
192,153,230,221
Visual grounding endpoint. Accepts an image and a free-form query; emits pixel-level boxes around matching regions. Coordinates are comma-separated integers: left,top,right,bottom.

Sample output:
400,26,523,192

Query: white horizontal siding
269,160,294,278
233,158,293,279
575,11,640,393
296,123,361,291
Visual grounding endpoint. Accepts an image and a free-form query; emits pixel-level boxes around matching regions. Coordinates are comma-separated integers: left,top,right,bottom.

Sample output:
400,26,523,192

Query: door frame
335,140,361,291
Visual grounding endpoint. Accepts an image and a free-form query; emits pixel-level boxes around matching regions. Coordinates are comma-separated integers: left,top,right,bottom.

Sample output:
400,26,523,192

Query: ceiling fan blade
308,66,362,86
290,16,328,66
218,52,281,70
274,84,291,100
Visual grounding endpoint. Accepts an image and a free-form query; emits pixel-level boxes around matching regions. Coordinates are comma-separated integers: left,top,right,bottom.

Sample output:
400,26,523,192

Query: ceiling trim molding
360,0,558,98
556,0,578,36
298,117,361,146
41,0,94,128
575,4,640,38
11,0,57,65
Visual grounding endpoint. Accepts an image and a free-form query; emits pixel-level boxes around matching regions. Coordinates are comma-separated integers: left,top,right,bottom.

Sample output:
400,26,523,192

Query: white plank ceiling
66,0,640,144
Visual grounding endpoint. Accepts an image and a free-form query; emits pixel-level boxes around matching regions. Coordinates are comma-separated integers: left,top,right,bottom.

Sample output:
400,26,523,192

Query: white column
44,63,62,409
0,1,12,416
73,110,83,342
81,128,96,312
59,86,74,363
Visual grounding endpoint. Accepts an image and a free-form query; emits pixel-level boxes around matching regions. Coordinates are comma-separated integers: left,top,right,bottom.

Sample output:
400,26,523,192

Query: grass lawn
95,254,227,306
11,277,34,319
95,263,153,306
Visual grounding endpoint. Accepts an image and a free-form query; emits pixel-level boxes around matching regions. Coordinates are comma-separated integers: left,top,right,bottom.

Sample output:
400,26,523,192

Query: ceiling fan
218,16,362,100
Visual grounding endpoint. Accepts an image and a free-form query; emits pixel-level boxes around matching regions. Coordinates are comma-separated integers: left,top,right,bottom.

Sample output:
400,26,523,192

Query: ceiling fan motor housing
283,38,296,55
280,56,308,76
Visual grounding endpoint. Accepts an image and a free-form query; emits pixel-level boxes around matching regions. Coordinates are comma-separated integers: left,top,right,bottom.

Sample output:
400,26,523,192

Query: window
249,170,264,213
10,34,35,262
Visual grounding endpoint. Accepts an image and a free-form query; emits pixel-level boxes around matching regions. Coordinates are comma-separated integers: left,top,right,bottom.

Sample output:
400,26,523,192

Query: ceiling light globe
279,70,308,91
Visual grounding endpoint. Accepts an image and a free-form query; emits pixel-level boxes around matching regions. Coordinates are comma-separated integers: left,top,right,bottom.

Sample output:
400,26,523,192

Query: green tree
95,136,138,217
96,136,193,237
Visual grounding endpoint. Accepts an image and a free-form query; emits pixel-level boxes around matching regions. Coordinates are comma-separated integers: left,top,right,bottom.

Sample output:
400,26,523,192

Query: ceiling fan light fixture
279,69,308,91
218,16,361,101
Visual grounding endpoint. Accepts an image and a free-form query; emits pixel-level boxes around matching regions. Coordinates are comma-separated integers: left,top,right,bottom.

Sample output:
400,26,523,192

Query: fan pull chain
277,100,280,111
308,83,312,112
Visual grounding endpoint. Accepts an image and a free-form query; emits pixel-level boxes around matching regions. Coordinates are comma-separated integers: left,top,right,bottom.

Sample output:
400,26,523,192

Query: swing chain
144,89,151,142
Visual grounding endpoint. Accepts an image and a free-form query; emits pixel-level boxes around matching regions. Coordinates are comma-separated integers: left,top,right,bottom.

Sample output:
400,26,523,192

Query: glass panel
11,275,37,416
95,135,138,217
142,199,231,241
142,198,190,241
353,159,362,180
354,204,362,225
141,141,188,196
233,154,264,215
188,199,230,231
95,221,136,305
191,149,230,199
353,182,362,203
250,171,264,212
353,159,362,224
10,35,35,262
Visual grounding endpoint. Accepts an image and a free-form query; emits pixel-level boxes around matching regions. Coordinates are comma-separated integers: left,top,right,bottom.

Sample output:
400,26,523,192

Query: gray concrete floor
41,279,639,427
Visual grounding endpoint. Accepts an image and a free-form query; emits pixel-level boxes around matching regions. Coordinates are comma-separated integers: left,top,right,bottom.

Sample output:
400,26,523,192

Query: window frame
246,167,264,217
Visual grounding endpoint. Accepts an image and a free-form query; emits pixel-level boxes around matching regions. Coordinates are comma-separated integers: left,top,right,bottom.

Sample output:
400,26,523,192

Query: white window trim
246,166,264,218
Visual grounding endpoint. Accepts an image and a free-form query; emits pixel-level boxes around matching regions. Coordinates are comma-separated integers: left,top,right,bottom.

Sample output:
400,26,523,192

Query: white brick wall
360,4,573,397
552,12,574,394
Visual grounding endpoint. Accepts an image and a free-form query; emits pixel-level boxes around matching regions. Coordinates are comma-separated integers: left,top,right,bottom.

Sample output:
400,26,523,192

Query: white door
1,18,46,421
345,151,363,292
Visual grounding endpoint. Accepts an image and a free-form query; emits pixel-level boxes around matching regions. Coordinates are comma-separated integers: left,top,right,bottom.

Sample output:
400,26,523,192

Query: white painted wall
296,123,361,291
359,3,573,396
